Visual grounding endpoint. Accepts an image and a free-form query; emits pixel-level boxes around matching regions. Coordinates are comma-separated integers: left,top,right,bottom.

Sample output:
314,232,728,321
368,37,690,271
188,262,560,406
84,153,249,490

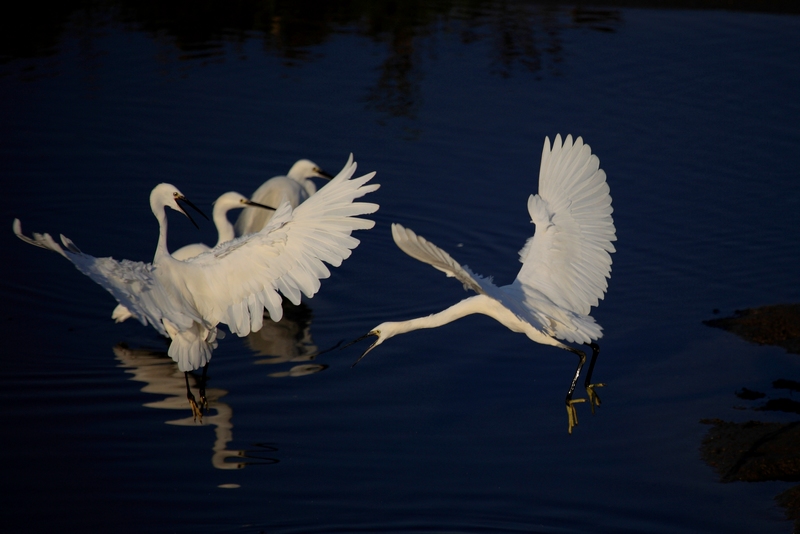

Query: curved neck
213,209,235,246
153,205,171,262
302,180,317,196
391,296,488,336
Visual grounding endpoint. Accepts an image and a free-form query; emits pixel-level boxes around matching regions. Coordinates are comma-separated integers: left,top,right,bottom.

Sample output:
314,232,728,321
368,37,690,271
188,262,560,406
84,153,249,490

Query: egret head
287,159,333,183
213,192,275,215
345,322,399,367
151,183,209,228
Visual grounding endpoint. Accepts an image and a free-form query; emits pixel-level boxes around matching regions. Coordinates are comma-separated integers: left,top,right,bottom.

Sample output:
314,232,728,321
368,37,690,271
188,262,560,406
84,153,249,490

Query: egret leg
583,342,605,413
184,365,209,423
565,347,587,434
198,364,209,413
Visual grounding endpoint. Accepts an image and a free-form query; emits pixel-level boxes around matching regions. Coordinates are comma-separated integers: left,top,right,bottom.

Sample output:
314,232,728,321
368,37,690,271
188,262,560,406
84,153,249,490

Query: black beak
244,199,277,211
342,331,379,367
176,195,209,229
317,168,334,180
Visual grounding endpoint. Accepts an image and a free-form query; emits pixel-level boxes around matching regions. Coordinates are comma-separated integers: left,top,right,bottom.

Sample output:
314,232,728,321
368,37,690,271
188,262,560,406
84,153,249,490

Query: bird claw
566,398,585,434
586,383,605,414
187,392,205,423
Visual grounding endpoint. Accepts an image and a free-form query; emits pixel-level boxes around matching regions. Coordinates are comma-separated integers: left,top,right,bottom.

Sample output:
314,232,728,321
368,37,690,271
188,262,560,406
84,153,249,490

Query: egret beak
316,168,334,180
343,331,380,367
176,195,209,229
244,199,276,211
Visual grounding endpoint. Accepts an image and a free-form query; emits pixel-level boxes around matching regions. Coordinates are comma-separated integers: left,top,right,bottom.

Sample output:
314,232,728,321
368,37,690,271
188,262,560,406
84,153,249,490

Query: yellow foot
566,398,586,434
586,383,606,414
187,395,204,423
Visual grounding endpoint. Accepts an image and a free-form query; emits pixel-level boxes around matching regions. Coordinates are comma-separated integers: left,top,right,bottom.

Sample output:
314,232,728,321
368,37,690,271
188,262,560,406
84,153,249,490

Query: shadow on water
112,300,330,470
245,300,328,375
8,0,794,129
2,0,627,126
113,342,282,470
701,304,800,531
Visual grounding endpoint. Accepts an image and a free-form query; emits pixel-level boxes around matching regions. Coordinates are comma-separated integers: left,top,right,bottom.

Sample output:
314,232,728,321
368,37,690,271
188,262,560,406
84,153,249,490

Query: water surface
2,2,799,533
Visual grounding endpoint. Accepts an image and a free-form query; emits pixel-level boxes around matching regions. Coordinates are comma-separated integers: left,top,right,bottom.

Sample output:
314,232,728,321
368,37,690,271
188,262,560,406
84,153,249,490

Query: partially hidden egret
347,135,616,433
14,154,379,418
173,191,275,260
235,159,332,236
111,191,274,323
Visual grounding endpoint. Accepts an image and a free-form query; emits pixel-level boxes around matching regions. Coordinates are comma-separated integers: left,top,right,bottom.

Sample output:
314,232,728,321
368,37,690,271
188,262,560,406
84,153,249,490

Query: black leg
185,370,204,422
198,364,209,413
565,347,587,434
583,342,605,413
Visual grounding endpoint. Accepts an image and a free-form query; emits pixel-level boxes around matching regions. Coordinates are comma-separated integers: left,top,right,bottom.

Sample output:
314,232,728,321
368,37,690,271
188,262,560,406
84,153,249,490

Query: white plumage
172,191,274,260
112,191,274,323
348,135,615,433
14,154,379,375
235,159,332,236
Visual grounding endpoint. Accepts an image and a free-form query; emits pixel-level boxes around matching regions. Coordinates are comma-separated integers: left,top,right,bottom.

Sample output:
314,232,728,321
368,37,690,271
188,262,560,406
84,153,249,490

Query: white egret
14,154,379,418
348,135,616,433
111,191,274,323
173,191,275,260
235,159,333,236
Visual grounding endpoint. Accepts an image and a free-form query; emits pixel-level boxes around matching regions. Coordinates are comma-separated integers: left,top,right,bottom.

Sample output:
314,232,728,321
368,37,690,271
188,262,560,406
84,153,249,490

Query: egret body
111,191,275,323
15,155,379,417
350,135,615,433
235,159,332,235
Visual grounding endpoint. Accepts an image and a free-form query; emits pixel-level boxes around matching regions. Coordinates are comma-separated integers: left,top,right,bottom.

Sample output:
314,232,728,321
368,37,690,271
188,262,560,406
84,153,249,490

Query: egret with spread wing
348,135,615,433
15,154,379,418
111,191,274,323
235,158,332,236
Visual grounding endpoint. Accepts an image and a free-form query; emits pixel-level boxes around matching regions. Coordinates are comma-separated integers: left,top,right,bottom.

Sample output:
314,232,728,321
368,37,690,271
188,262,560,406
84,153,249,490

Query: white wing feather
391,223,488,295
12,218,193,340
13,154,379,372
176,154,379,336
235,177,307,236
389,222,601,344
515,134,616,316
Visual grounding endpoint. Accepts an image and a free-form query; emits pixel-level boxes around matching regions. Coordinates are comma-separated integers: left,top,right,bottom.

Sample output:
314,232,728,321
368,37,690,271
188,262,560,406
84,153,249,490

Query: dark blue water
2,3,799,533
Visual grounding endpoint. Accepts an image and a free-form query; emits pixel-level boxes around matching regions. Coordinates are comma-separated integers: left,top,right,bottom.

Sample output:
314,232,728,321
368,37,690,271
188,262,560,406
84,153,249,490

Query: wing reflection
245,300,328,377
112,343,277,470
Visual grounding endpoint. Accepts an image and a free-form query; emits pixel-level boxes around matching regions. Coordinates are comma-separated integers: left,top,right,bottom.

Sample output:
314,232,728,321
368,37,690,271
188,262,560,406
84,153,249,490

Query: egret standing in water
348,135,615,433
111,191,275,323
15,155,379,418
235,159,332,236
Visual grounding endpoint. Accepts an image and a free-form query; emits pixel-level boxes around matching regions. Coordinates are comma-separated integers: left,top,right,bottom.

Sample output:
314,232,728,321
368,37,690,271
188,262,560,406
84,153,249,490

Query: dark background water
2,1,799,532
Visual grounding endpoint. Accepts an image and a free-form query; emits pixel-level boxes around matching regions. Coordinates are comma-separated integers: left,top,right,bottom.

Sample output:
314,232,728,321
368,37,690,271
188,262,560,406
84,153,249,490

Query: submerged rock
703,303,800,355
701,304,800,531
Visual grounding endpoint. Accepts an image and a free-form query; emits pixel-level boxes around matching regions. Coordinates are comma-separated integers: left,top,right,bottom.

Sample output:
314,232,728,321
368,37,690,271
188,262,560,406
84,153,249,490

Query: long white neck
384,295,491,337
153,204,171,263
213,208,235,246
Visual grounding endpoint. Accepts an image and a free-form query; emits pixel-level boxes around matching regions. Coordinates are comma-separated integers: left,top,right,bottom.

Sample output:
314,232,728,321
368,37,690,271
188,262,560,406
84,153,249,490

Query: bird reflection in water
245,300,328,377
112,343,278,470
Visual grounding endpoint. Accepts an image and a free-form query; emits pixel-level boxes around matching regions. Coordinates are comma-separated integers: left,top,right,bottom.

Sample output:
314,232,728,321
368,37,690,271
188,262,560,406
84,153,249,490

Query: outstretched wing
515,134,616,315
12,219,190,338
391,223,489,295
235,177,305,236
186,154,380,336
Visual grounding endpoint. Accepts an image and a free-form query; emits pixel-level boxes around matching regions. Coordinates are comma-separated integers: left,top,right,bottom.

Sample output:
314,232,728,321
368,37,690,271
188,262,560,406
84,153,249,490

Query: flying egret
347,135,616,433
14,154,379,418
111,191,274,323
235,159,333,236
